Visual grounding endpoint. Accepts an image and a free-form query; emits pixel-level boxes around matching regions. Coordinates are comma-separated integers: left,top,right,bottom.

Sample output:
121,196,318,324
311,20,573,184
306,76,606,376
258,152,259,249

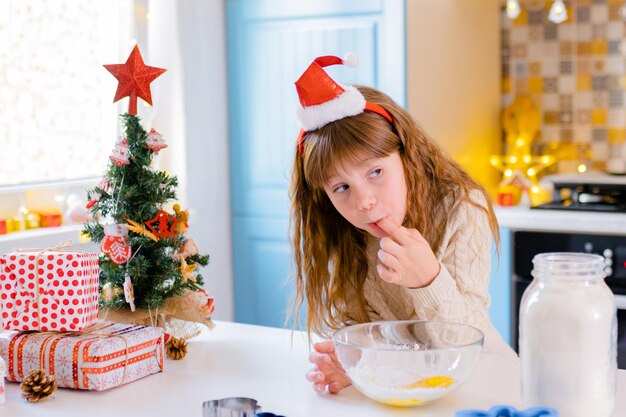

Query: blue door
227,0,406,328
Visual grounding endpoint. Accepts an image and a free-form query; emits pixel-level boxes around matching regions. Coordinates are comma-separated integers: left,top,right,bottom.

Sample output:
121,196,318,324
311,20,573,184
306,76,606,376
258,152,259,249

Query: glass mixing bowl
332,320,484,407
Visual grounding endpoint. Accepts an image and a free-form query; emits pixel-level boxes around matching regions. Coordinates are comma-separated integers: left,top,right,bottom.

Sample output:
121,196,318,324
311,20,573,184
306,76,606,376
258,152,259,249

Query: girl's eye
333,184,349,193
369,168,382,178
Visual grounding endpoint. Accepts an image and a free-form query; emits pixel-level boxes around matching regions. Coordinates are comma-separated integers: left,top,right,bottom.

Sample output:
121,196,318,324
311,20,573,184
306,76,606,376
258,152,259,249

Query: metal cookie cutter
455,405,559,417
202,397,261,417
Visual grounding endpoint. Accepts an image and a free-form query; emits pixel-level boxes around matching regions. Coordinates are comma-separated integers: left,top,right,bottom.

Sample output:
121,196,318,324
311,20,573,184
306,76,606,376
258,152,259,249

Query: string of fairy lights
506,0,569,24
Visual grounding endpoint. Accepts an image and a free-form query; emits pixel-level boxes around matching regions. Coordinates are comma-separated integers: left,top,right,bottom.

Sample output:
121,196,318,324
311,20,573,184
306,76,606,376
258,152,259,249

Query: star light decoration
104,45,166,115
490,95,555,206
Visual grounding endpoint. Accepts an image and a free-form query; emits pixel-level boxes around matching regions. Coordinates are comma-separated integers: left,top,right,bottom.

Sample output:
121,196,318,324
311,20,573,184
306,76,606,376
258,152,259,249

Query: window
0,0,135,186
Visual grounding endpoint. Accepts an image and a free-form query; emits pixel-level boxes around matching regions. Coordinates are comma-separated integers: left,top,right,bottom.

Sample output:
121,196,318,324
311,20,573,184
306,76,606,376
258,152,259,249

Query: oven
511,230,626,369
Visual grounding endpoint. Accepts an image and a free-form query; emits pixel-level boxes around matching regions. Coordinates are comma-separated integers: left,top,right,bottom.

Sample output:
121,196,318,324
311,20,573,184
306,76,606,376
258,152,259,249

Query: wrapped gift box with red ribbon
0,249,99,331
0,321,164,391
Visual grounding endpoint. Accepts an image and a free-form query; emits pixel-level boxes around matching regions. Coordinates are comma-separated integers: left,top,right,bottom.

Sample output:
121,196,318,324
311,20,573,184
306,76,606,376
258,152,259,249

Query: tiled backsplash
501,0,626,174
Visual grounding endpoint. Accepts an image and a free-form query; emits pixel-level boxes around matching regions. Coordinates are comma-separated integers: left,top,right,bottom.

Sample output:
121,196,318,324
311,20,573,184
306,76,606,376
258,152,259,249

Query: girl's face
323,151,407,238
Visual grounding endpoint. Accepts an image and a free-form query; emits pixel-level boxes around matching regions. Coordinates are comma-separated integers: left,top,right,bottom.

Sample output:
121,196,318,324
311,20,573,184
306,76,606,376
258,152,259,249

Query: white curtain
147,0,233,321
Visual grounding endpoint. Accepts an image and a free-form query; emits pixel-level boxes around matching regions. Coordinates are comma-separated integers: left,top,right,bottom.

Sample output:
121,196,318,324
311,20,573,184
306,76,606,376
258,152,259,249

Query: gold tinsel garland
20,369,57,403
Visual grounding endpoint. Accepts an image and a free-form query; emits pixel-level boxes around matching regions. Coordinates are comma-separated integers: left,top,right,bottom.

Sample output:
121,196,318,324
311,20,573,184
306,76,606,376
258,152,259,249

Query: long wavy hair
289,86,499,337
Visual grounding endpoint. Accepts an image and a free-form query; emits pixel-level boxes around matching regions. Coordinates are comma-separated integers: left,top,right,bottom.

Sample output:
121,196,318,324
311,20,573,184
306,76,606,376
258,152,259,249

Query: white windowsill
0,224,82,242
0,224,96,253
0,177,98,195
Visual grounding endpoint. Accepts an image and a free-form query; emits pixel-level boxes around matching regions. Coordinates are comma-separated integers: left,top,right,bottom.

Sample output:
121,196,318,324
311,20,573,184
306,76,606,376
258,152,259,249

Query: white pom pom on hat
342,52,359,68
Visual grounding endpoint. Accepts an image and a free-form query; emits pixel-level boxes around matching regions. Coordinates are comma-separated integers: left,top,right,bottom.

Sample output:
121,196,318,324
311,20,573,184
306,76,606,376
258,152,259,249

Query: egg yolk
404,375,455,389
381,398,424,407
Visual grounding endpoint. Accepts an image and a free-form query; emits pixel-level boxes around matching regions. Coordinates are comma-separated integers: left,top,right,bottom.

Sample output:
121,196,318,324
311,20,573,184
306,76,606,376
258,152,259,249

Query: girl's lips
367,220,387,236
367,217,385,228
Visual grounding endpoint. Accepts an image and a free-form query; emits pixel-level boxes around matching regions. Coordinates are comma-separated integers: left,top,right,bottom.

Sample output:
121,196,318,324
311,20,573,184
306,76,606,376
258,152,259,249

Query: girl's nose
356,192,377,211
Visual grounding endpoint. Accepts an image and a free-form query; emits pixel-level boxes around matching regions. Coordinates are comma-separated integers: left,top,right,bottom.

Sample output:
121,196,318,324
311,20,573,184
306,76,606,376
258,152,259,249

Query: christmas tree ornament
100,223,132,264
123,270,136,312
109,137,130,167
126,218,159,241
103,45,166,116
20,369,57,403
97,175,111,193
86,191,101,209
179,257,197,283
145,128,168,152
178,238,199,259
86,198,98,209
86,175,111,209
165,336,188,360
101,282,124,303
205,297,215,318
197,289,215,319
145,209,179,239
172,203,189,234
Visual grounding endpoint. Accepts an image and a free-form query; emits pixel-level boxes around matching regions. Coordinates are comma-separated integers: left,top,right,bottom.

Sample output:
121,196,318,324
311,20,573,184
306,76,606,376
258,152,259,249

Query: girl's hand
375,217,440,288
305,340,351,394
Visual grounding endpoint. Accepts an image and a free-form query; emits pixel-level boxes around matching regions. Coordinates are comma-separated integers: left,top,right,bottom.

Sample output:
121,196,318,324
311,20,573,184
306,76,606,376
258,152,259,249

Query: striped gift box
0,321,164,391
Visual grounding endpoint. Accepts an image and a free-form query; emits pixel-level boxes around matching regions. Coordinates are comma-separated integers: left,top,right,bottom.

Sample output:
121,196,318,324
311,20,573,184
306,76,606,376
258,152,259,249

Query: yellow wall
406,0,502,192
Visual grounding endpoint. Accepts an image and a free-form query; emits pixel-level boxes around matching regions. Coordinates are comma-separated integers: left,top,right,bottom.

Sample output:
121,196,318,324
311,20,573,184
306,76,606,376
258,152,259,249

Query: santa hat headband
294,53,393,156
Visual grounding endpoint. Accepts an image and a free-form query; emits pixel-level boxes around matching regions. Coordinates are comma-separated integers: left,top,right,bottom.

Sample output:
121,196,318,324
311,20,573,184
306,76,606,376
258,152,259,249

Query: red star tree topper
103,45,166,115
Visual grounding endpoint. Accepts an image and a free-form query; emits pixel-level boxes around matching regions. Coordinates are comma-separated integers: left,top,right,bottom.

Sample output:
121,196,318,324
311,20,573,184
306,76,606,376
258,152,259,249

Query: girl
290,55,514,394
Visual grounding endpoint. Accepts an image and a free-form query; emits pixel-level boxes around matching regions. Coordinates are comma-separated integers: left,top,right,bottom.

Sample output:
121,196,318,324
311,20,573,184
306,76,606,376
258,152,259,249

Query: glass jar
519,252,616,417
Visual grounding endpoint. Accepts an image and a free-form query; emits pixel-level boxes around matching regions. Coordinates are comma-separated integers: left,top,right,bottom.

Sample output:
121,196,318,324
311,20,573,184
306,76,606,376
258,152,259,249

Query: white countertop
495,205,626,235
3,321,626,416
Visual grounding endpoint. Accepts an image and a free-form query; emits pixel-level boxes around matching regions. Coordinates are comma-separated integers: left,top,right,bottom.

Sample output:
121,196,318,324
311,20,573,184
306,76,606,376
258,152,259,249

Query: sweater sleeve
404,194,493,332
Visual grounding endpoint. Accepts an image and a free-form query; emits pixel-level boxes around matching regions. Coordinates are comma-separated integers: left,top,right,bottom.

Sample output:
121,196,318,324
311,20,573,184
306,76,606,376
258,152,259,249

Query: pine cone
165,336,188,360
20,369,57,403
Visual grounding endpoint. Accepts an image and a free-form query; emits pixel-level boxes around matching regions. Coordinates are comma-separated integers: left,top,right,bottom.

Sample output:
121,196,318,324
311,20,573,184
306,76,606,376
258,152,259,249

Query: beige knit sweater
358,190,516,356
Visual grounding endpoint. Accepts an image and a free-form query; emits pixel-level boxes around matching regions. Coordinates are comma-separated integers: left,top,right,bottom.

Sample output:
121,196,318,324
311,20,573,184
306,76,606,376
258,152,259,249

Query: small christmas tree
83,45,214,342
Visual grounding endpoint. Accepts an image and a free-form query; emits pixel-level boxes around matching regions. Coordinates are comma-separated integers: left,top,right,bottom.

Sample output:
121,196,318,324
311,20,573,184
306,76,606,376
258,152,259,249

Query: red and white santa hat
294,53,393,155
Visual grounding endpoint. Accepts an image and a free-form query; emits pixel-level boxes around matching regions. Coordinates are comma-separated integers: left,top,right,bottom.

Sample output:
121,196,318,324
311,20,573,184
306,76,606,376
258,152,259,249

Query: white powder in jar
520,278,616,417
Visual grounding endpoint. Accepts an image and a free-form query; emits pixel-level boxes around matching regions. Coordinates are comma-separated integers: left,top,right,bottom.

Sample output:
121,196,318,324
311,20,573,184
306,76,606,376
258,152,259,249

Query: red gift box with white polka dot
0,251,99,332
0,321,164,391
